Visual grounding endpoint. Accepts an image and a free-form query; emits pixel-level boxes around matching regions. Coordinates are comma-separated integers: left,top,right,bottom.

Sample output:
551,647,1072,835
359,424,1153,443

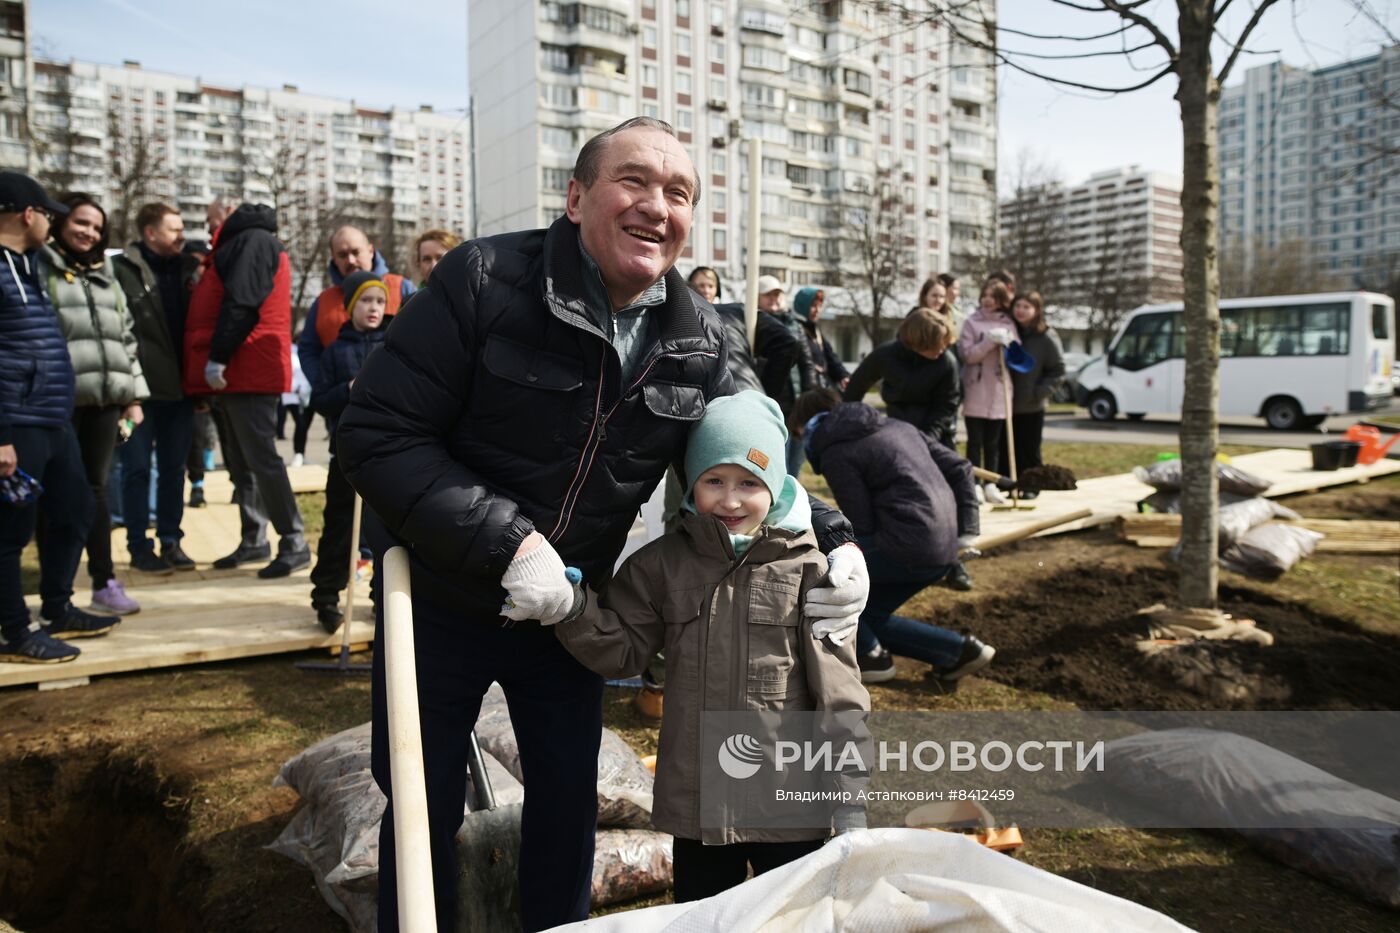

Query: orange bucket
1343,425,1400,465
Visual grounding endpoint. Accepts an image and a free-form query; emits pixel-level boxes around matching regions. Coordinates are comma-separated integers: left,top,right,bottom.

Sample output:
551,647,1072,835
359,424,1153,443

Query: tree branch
1218,0,1284,84
1100,0,1179,58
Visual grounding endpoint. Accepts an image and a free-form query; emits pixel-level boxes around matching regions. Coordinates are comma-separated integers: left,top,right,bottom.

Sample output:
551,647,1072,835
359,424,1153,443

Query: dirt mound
1018,464,1078,491
938,564,1400,711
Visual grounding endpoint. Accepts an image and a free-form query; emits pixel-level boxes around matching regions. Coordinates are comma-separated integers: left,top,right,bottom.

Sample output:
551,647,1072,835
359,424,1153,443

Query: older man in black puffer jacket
337,118,871,933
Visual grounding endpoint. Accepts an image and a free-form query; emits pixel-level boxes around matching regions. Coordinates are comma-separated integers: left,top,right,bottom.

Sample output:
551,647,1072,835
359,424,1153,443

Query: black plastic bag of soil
1134,459,1272,497
1017,464,1077,491
1221,523,1322,580
1103,729,1400,910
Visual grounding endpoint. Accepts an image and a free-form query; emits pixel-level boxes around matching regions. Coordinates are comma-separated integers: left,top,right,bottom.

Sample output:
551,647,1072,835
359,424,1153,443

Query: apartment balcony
948,81,988,107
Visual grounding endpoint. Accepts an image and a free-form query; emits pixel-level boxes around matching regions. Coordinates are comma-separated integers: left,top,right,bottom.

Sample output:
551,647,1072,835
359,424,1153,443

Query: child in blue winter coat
308,270,389,631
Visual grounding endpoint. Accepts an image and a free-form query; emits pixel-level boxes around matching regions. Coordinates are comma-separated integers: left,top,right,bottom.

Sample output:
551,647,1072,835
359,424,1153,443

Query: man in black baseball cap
0,170,70,220
0,171,119,665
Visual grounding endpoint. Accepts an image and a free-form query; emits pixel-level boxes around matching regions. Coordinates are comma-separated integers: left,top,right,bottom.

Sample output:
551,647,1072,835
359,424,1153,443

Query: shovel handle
383,546,438,933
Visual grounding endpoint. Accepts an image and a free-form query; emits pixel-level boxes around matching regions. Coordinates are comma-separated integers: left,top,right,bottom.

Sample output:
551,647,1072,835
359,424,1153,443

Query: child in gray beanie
553,390,869,901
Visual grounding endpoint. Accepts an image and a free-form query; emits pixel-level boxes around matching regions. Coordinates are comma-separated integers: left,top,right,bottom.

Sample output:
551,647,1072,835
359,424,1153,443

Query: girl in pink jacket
956,281,1016,490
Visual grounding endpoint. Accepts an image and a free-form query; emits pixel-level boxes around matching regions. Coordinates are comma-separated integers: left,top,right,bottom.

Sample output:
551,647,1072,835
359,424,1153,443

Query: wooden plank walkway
4,451,1395,689
972,448,1400,547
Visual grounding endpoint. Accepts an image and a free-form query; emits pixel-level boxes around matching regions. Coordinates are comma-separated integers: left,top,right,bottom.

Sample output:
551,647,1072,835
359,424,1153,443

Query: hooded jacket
808,402,979,571
957,306,1017,420
842,339,961,448
0,245,75,442
555,505,869,844
336,216,855,618
311,319,387,435
113,242,200,401
297,249,415,387
183,204,292,395
792,289,849,392
40,243,148,409
1010,326,1067,415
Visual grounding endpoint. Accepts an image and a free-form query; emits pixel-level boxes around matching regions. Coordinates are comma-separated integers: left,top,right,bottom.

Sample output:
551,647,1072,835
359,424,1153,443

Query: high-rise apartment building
5,57,470,258
470,0,997,356
1219,47,1400,286
0,0,30,171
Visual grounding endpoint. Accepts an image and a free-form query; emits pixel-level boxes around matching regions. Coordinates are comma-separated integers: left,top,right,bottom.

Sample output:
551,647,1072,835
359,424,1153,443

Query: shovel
995,343,1036,512
456,730,524,931
298,491,371,674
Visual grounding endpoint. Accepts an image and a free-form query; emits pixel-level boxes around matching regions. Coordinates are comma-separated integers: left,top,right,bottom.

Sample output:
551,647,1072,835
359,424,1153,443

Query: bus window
1373,304,1392,340
1255,307,1303,356
1301,303,1349,355
1110,313,1174,371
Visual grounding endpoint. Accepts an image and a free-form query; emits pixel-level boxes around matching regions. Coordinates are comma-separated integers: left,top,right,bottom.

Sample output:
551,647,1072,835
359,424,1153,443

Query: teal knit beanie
792,287,820,318
684,390,788,502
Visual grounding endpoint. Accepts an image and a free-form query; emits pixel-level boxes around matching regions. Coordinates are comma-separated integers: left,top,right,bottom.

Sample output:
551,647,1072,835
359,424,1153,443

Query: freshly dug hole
0,748,208,933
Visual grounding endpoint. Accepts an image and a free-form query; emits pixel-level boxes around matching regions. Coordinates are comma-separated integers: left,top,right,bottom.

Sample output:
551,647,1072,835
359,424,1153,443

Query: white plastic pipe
744,137,763,351
382,545,437,933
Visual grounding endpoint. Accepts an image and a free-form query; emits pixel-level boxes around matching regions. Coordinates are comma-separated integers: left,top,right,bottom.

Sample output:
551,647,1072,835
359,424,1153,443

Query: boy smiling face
692,463,772,537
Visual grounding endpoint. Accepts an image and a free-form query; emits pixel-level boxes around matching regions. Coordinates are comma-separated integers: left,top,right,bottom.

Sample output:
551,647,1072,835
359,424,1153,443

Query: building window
714,229,727,251
710,39,725,61
542,167,572,191
677,108,692,130
642,64,658,85
710,77,725,100
677,33,691,56
712,152,727,174
677,71,692,94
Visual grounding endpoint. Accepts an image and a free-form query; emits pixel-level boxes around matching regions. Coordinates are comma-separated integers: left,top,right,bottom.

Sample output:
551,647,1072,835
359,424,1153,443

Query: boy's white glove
987,327,1013,347
501,536,575,625
806,543,869,645
204,361,228,390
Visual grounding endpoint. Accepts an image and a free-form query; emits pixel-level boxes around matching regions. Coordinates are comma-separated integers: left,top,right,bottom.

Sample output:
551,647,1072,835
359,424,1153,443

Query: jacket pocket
481,334,583,391
661,586,705,685
746,577,802,699
641,381,706,421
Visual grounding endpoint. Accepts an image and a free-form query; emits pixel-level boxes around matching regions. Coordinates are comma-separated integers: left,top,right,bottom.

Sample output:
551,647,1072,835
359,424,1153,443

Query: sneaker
92,579,140,615
161,542,197,571
129,548,175,575
188,485,207,508
42,604,120,640
212,542,272,570
975,484,985,504
316,606,344,634
858,646,897,684
939,636,996,681
633,684,664,722
983,482,1008,505
943,562,974,592
290,452,305,468
257,547,312,579
0,628,80,664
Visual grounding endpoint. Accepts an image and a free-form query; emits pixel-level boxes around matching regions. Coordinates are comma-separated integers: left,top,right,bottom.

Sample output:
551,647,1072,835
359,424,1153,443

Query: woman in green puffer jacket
40,192,149,616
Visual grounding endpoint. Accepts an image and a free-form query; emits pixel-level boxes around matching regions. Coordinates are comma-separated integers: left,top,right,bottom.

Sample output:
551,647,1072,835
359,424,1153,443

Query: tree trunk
1174,1,1222,608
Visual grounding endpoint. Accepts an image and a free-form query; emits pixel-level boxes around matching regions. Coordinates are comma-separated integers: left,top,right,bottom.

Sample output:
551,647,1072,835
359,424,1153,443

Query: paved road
1041,400,1400,449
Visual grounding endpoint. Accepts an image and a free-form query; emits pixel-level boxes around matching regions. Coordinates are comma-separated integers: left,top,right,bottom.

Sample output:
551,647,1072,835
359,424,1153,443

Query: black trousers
309,455,356,607
671,837,825,903
997,410,1047,476
70,405,121,586
1,424,92,639
963,415,1005,476
187,406,217,482
369,561,604,933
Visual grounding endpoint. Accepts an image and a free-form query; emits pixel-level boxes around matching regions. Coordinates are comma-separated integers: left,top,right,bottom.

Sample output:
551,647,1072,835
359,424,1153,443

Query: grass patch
1368,411,1400,426
1038,442,1267,480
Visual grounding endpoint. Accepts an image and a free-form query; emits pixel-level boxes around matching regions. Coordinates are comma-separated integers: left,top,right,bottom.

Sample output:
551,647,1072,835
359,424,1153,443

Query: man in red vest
183,202,308,578
296,225,414,388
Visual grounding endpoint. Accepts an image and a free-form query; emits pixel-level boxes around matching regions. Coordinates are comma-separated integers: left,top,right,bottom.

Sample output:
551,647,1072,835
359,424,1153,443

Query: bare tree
877,0,1283,610
828,175,918,343
1075,220,1155,345
22,68,81,193
997,148,1070,297
106,110,171,245
1219,236,1339,297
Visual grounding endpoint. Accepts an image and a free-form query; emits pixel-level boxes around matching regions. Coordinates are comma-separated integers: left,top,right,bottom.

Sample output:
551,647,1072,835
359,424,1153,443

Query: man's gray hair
572,116,702,205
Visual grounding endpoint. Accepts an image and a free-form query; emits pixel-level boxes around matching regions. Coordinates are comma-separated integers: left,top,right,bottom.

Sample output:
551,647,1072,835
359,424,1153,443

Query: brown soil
938,562,1400,710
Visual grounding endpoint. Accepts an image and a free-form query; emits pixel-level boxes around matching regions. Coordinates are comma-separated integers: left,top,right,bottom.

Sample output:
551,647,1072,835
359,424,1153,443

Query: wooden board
1118,513,1400,553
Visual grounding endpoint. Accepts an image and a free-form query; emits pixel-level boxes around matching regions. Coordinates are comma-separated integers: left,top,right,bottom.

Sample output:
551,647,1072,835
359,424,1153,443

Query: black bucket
1310,441,1362,471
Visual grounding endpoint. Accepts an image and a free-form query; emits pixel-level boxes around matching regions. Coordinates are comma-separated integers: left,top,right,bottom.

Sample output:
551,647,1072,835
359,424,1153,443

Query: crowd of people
0,113,1069,931
0,168,458,663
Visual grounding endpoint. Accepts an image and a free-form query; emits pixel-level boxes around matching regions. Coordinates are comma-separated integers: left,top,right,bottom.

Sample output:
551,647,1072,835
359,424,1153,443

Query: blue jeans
121,398,194,553
856,539,966,670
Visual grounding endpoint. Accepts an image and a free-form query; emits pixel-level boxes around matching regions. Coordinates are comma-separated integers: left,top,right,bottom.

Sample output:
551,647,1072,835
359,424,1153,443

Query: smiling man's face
566,127,696,310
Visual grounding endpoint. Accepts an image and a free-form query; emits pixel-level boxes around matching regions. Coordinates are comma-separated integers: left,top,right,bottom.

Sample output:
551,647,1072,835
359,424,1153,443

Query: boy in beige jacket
553,390,869,901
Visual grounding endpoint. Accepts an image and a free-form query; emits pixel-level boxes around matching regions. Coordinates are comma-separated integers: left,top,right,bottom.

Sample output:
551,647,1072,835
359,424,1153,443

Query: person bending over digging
546,390,870,901
794,388,996,687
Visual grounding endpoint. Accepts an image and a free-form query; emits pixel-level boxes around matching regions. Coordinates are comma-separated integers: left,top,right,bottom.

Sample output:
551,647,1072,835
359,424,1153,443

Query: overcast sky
34,0,1400,191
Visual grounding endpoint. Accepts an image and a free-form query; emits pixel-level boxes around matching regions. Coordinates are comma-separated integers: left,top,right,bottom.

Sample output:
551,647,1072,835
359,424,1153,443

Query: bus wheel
1263,396,1304,430
1087,391,1118,422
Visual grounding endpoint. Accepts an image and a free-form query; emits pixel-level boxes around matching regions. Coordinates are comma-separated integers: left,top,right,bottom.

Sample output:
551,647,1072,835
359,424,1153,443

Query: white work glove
805,543,869,646
204,361,228,390
986,327,1013,347
501,536,575,625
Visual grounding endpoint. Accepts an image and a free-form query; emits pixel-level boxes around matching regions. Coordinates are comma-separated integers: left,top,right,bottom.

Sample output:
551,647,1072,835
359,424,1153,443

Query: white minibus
1074,292,1395,429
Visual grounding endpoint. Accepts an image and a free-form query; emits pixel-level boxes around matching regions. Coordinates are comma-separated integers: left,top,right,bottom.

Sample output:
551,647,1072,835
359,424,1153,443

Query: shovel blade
454,801,524,932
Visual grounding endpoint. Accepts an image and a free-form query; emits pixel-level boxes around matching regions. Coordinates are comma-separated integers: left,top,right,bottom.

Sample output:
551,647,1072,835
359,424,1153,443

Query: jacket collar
675,510,816,564
325,248,390,286
540,215,706,352
41,242,112,285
